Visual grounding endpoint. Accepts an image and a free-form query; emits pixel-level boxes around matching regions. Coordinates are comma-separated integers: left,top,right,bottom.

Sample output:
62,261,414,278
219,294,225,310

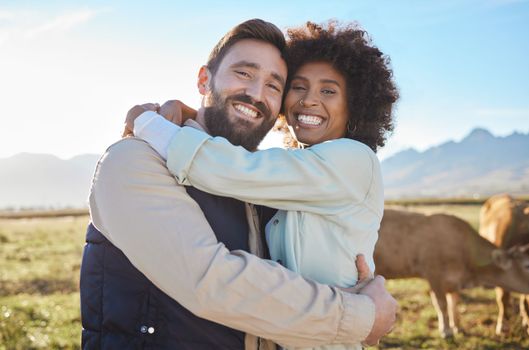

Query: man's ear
492,249,513,270
197,66,212,95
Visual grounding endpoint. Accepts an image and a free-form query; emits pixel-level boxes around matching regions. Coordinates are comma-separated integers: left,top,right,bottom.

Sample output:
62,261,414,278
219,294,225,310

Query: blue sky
0,0,528,159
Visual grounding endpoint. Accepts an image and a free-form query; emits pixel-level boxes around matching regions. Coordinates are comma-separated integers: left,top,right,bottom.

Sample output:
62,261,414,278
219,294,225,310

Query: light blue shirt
135,112,384,350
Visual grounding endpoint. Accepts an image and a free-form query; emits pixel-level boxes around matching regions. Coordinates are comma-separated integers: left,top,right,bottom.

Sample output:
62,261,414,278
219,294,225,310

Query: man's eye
267,83,281,92
235,71,251,78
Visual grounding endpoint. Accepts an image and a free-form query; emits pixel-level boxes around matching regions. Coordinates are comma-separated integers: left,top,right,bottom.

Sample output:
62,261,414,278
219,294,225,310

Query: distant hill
381,128,529,198
0,153,100,209
1,128,528,209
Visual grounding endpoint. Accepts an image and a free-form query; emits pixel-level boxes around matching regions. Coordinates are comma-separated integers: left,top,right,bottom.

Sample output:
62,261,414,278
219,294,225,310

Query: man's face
203,39,287,151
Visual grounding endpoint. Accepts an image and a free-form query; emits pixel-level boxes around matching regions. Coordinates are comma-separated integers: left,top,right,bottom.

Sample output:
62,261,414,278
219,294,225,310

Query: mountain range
0,153,101,209
381,128,529,198
0,128,528,209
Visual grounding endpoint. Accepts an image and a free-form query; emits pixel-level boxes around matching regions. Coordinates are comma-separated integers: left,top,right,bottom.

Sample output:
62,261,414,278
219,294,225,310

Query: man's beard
204,89,276,151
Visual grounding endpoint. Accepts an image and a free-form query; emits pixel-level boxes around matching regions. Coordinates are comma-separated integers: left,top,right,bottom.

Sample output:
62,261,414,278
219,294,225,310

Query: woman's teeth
234,104,258,118
297,114,323,126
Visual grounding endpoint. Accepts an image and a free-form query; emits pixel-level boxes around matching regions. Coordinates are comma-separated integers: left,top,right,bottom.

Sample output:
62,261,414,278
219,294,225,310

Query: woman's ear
197,66,212,95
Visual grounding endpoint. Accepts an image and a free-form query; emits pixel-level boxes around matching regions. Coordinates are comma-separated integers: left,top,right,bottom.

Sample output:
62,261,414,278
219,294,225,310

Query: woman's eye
322,89,336,95
291,85,306,91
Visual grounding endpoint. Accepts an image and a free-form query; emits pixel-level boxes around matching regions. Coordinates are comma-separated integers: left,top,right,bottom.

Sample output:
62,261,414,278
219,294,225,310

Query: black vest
80,187,251,349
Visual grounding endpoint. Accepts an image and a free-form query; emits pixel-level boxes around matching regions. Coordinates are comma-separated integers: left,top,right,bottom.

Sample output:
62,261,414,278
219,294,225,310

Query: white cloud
0,10,16,45
0,31,9,45
25,9,98,38
0,8,106,47
0,10,15,20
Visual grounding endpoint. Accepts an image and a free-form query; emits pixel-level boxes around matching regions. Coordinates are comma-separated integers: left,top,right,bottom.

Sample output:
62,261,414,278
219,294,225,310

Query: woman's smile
296,113,325,126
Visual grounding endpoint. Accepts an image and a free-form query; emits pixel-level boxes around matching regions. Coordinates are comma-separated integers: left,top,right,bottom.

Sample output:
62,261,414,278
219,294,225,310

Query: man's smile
233,102,261,119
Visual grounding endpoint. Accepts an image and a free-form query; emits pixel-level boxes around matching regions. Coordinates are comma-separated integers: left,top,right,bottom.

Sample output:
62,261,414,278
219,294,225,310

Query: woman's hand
122,100,197,138
158,100,197,126
122,103,159,137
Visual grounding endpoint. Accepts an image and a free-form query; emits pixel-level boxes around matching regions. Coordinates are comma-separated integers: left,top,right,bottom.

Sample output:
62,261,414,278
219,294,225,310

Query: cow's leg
495,287,511,335
520,294,529,334
446,292,460,335
430,288,452,338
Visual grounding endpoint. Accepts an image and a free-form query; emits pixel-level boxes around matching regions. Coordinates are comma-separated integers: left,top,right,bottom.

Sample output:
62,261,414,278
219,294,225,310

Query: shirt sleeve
88,137,375,347
165,126,376,215
134,111,178,160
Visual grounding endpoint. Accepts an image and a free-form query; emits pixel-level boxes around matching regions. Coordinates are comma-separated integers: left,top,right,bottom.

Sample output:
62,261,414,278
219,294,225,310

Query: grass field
1,205,528,349
0,216,86,350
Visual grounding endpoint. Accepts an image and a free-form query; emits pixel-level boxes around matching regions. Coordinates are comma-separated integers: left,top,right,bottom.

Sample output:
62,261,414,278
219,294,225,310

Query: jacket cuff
167,126,211,185
335,292,376,344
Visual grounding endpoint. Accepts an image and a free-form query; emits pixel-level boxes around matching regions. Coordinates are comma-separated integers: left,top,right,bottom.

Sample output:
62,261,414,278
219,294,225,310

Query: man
81,19,397,349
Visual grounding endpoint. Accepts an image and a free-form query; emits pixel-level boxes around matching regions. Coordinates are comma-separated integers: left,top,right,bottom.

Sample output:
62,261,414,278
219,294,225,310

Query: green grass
375,279,529,350
1,208,528,349
0,216,86,350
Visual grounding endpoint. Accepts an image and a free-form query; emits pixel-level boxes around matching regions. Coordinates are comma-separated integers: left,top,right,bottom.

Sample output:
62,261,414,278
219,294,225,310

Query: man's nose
245,81,265,103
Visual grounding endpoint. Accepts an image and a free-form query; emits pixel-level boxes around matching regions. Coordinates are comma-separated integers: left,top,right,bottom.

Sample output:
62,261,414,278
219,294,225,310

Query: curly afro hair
284,21,398,152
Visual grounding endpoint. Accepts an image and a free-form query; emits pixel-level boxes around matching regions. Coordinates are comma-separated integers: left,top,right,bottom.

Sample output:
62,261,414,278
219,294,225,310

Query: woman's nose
301,90,319,107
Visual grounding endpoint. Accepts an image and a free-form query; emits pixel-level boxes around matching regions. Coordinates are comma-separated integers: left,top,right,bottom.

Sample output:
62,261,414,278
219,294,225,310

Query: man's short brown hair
207,19,286,76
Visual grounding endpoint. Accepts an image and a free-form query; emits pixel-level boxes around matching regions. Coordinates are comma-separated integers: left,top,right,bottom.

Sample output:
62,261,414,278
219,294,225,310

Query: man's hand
339,254,374,294
359,276,398,347
337,256,397,346
122,103,159,137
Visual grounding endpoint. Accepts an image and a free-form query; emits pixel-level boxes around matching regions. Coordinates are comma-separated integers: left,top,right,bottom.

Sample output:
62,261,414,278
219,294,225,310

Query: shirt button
273,219,279,225
140,326,148,334
148,327,155,334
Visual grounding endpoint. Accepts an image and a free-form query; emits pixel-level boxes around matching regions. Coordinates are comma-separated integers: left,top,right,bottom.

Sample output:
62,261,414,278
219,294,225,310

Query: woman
133,21,398,349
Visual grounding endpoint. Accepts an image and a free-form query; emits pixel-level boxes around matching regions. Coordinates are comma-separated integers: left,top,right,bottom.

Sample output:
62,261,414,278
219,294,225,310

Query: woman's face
284,61,349,146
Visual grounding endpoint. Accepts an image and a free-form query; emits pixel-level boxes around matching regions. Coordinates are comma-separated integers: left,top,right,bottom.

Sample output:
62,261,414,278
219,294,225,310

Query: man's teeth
234,104,258,118
297,114,323,126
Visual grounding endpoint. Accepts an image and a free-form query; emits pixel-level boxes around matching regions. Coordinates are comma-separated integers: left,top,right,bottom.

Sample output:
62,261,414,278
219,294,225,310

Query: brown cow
479,194,529,335
375,209,529,338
